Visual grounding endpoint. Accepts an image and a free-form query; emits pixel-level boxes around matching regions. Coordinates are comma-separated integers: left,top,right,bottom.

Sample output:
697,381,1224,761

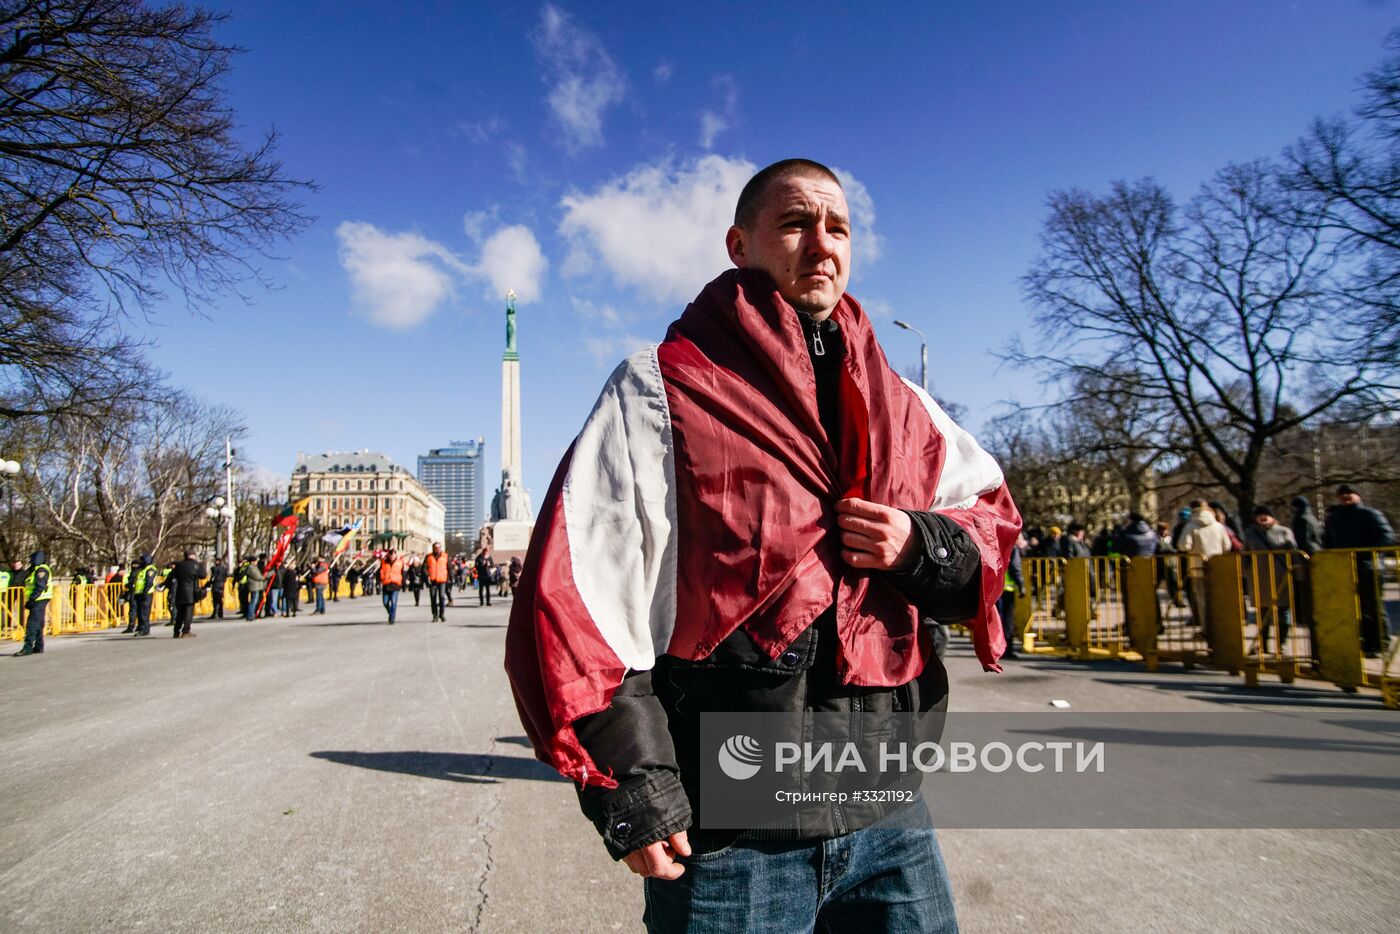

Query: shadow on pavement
310,749,565,783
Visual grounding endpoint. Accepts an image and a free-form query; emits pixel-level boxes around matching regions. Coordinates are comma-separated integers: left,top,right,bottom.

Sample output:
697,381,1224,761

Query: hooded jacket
1178,508,1232,559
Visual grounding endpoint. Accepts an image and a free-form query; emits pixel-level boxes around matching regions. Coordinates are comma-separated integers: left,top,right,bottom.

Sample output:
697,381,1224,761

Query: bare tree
1285,29,1400,369
0,0,313,418
29,389,244,565
1020,162,1387,518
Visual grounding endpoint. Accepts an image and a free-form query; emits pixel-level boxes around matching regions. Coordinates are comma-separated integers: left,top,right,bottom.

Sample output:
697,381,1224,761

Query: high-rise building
417,439,487,543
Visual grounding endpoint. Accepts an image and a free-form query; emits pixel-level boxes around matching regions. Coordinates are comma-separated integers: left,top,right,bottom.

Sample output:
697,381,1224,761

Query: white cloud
571,296,624,327
558,156,885,302
653,62,673,83
337,220,547,329
457,116,503,144
532,4,626,150
336,221,463,330
475,225,548,303
559,155,756,303
699,75,739,150
832,166,882,266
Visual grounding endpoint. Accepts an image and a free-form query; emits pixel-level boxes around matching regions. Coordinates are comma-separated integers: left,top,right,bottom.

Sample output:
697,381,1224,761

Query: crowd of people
2,540,527,656
1006,484,1396,659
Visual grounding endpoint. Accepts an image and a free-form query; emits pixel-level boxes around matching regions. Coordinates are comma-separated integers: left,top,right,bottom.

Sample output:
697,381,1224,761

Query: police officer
14,550,52,656
125,554,159,637
234,555,250,618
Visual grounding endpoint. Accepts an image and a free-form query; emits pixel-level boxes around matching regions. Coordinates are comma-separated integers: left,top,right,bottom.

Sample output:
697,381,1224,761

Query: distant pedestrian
126,555,159,636
1290,496,1323,555
281,563,300,617
13,550,52,656
346,565,360,599
234,556,250,618
264,558,281,618
245,556,266,621
425,543,449,622
167,548,207,639
311,559,330,614
1243,506,1297,654
378,550,404,624
474,549,495,607
998,535,1025,659
208,558,229,619
327,561,342,602
1323,485,1396,656
508,555,523,597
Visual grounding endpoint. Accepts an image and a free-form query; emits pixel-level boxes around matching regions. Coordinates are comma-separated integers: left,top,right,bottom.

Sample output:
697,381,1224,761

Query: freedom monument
485,289,534,557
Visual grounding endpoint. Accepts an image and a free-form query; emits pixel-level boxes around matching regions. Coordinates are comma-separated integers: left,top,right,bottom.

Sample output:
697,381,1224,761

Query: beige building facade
290,450,446,555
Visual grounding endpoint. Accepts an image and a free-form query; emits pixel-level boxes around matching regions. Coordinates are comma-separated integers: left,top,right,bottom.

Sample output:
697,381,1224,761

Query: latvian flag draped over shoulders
506,269,1021,789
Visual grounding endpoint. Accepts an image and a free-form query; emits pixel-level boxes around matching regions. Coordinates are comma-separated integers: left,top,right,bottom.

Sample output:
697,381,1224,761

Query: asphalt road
0,592,1395,933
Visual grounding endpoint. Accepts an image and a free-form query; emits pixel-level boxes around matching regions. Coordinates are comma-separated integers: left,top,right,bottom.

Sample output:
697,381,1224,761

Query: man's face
1339,492,1361,506
1255,515,1276,529
726,174,852,316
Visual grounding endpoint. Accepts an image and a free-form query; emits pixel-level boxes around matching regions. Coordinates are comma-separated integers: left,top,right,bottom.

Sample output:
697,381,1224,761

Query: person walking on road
378,550,403,624
474,549,494,607
425,543,450,622
167,549,207,639
13,550,52,656
125,555,159,636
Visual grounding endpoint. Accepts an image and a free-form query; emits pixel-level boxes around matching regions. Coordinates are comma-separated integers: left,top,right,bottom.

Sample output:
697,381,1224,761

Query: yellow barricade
1020,557,1067,654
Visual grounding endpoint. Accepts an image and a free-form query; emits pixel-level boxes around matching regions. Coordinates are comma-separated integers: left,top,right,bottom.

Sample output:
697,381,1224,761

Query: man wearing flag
505,159,1018,933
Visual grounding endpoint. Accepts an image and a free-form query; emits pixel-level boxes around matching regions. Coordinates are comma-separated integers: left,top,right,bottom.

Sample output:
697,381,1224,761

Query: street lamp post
0,458,22,555
204,496,235,563
892,320,928,392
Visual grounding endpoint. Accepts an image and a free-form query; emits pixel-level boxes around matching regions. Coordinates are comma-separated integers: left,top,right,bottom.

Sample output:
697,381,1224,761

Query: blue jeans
382,588,398,622
315,586,326,614
246,591,260,620
644,801,957,933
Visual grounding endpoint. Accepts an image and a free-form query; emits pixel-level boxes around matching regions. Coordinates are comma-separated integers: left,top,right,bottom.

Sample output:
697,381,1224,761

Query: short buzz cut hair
733,158,843,229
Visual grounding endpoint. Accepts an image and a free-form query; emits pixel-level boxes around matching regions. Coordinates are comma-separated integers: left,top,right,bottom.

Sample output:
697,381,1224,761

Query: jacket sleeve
570,669,692,860
883,510,983,622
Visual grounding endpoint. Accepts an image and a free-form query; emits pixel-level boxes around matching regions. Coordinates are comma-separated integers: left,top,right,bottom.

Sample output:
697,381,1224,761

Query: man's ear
725,225,746,268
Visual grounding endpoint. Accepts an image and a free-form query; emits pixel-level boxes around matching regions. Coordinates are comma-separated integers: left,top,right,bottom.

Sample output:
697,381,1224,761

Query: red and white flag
506,270,1020,788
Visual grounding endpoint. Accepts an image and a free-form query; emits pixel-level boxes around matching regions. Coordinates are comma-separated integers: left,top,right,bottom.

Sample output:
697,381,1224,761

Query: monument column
487,290,534,556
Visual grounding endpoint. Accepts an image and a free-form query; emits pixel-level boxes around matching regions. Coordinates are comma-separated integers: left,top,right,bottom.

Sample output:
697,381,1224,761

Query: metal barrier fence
1012,548,1399,707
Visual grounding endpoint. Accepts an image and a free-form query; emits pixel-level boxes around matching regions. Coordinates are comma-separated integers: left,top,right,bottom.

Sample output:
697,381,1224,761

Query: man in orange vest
311,559,330,615
378,549,404,624
425,542,450,622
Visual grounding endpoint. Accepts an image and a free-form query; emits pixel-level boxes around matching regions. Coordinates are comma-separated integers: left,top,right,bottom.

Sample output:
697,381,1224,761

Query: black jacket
570,313,985,860
209,562,229,586
1323,503,1396,549
167,559,207,606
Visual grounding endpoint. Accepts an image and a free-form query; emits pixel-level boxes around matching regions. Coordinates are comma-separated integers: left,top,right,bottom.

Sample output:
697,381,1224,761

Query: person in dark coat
281,562,300,617
474,549,495,607
328,562,342,602
1116,514,1158,558
1290,496,1323,555
1323,485,1396,656
166,549,207,639
207,558,229,619
1209,500,1245,550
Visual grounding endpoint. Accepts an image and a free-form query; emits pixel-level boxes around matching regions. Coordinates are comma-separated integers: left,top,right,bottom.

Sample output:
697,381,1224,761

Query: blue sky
140,1,1398,502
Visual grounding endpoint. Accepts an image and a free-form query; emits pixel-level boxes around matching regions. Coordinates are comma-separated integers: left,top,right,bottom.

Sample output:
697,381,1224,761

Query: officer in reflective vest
425,543,450,622
126,555,158,637
378,550,404,625
14,550,52,656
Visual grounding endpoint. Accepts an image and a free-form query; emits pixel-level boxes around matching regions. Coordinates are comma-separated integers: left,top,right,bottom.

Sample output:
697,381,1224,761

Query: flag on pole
331,518,363,559
274,496,312,528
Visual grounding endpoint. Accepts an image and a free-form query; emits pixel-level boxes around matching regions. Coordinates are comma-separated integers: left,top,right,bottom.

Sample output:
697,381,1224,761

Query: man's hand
836,498,918,571
622,831,691,880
